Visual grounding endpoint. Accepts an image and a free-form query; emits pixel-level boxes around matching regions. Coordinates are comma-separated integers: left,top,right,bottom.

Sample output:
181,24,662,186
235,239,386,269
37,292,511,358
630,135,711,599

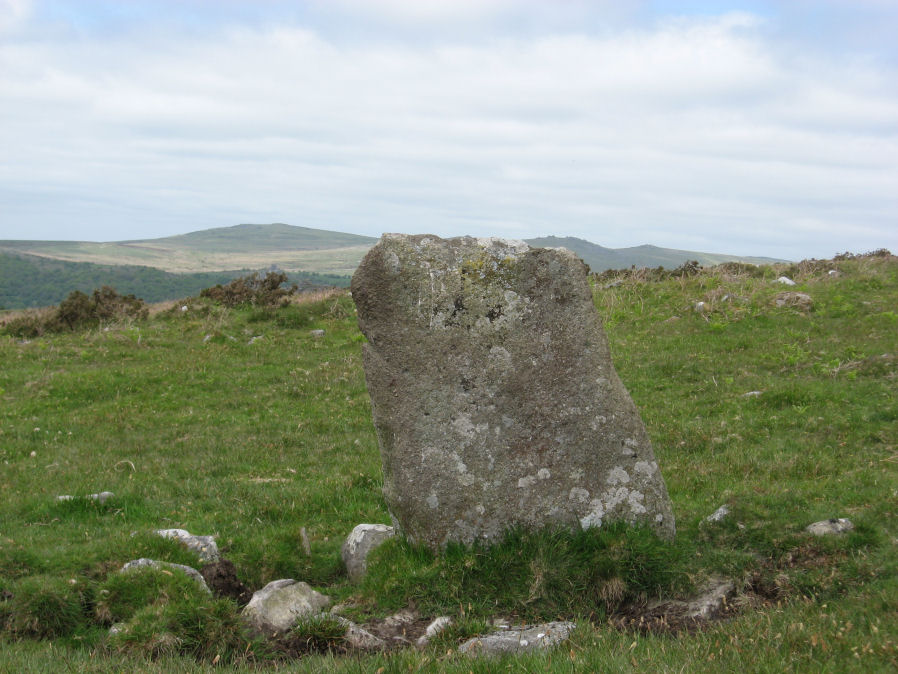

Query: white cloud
0,7,895,259
0,0,31,32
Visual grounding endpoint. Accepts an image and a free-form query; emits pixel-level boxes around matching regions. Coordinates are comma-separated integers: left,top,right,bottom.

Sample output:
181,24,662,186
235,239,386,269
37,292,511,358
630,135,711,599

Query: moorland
0,251,895,672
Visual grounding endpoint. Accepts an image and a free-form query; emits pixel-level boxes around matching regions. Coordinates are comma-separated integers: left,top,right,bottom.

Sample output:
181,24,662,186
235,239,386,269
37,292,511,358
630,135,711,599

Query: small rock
248,335,263,345
827,270,841,277
310,329,325,338
458,621,576,656
603,280,623,289
180,305,188,312
341,523,395,583
416,616,452,647
645,576,735,620
383,610,418,628
321,614,386,651
704,505,730,524
203,334,212,343
56,491,114,504
694,301,708,313
108,622,126,635
742,391,762,397
776,276,797,286
775,292,812,310
155,528,219,563
120,558,211,594
806,518,854,536
241,579,331,637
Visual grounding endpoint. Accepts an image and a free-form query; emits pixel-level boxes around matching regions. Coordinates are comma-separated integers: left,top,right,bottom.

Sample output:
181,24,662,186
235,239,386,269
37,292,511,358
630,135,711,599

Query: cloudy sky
1,0,895,260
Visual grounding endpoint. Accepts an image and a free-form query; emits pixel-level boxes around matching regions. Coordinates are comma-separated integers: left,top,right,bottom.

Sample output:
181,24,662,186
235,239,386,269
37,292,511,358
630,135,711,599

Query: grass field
0,253,896,671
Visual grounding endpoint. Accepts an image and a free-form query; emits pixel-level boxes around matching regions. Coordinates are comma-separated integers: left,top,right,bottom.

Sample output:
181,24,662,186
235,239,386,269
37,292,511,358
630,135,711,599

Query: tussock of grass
282,614,347,655
3,575,93,640
363,524,693,621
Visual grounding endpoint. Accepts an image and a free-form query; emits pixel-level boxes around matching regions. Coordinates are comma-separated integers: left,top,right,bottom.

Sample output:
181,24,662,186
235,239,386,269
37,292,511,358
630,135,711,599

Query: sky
0,1,896,260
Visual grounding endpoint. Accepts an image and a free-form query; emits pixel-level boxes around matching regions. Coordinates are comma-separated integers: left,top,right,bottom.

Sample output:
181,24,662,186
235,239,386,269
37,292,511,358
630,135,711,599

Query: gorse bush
200,271,297,308
2,286,148,337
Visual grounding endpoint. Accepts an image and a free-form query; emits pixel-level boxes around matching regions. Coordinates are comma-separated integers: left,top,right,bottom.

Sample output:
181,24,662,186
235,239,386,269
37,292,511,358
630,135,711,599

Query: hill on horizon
0,250,351,310
0,223,790,277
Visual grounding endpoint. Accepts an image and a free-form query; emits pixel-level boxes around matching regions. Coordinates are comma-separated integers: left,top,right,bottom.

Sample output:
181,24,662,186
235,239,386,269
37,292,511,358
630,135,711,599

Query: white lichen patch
452,415,475,439
568,487,590,503
580,486,649,530
628,490,647,514
569,469,584,481
426,493,439,509
537,468,551,480
518,475,536,488
606,467,630,485
579,499,605,529
634,461,657,476
488,345,512,367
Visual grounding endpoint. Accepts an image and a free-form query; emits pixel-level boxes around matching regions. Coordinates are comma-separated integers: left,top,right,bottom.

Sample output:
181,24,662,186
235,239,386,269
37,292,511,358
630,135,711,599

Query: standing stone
351,234,674,549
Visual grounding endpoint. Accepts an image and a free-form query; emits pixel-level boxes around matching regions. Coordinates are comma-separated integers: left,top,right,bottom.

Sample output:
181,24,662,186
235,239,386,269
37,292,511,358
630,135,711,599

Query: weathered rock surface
806,518,854,536
341,523,395,582
120,558,211,593
351,234,675,548
155,528,220,563
458,621,576,655
241,579,331,636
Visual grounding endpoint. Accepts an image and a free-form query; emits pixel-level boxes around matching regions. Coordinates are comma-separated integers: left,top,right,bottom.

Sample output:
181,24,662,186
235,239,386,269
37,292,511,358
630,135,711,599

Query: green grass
1,253,897,670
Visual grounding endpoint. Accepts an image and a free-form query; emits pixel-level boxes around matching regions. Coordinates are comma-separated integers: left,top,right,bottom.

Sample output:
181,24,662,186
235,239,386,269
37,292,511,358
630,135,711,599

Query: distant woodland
0,252,350,310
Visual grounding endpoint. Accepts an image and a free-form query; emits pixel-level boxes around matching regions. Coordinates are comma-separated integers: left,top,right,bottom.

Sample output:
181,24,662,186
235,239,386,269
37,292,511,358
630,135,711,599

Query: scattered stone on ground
775,292,813,310
200,559,252,605
650,577,736,620
341,523,395,582
694,301,708,312
352,234,675,549
416,616,452,647
241,579,331,637
248,335,263,345
317,614,386,651
310,329,325,338
56,491,114,504
364,609,432,648
614,577,738,633
827,270,841,277
154,528,220,563
704,504,730,523
806,518,854,536
120,558,210,593
457,621,576,656
776,276,797,285
742,390,762,397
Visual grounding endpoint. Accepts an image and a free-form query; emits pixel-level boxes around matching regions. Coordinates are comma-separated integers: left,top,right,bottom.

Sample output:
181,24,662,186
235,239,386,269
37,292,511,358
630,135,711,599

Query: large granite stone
351,234,675,549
